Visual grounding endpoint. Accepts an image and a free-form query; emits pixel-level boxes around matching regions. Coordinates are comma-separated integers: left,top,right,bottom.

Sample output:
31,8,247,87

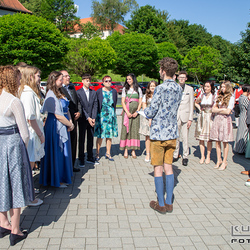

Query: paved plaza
1,115,250,249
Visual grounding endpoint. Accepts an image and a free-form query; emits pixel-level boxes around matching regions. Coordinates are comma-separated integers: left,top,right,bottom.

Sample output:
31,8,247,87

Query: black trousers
70,119,78,167
78,119,94,164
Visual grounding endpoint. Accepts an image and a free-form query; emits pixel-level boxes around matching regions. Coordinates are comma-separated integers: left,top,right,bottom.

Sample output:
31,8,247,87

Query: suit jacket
177,84,194,123
96,88,117,113
61,83,81,122
77,87,98,121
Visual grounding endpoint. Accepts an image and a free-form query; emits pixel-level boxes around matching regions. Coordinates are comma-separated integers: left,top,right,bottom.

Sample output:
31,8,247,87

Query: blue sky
73,0,249,43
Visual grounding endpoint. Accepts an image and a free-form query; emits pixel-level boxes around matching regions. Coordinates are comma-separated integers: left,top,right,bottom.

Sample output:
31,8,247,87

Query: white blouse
122,87,143,98
142,95,152,103
200,94,214,106
20,85,44,136
0,89,29,146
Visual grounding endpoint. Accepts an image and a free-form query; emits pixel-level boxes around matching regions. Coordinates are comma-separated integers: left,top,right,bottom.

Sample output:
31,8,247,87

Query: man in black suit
77,73,98,167
61,70,81,172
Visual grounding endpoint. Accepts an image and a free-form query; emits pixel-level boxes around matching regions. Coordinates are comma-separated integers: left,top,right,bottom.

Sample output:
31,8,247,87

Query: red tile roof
74,17,126,34
0,0,32,14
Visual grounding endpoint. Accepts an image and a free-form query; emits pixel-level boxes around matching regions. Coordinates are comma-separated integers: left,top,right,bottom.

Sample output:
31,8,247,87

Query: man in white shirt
173,71,194,166
77,74,98,167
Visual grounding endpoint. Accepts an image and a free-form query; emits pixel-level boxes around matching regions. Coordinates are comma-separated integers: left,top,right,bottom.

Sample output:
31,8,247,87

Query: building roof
74,17,126,34
0,0,32,14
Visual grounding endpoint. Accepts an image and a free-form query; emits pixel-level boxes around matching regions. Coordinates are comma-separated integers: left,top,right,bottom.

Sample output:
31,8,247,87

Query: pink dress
210,96,234,142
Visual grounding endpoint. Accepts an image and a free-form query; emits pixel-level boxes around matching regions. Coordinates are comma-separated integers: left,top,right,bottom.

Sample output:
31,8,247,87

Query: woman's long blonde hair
18,66,41,98
216,81,233,107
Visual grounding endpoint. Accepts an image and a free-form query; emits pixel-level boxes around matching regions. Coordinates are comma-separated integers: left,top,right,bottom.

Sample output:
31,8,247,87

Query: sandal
105,153,114,161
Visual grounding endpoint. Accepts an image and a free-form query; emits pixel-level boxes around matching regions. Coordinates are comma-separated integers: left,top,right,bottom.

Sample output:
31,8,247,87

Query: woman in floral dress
95,75,118,161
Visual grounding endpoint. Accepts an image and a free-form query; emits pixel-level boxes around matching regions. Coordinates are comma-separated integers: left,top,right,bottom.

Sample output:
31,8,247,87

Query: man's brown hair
178,70,188,77
82,73,91,81
158,57,178,77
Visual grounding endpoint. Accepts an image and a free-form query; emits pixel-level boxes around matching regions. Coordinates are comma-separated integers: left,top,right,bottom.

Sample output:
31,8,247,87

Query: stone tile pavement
1,115,250,249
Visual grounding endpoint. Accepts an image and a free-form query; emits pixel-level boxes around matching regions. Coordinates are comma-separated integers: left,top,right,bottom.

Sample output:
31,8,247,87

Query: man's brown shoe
164,202,173,213
247,179,250,182
241,170,250,175
149,201,167,214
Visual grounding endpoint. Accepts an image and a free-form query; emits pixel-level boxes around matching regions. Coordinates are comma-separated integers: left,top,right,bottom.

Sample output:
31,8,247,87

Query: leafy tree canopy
63,37,116,77
91,0,138,31
183,46,222,82
20,0,79,33
125,5,170,43
0,13,68,77
107,31,158,77
78,22,102,40
171,20,213,55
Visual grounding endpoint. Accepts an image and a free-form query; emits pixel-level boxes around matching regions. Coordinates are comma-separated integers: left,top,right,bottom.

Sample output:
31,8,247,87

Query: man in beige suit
173,71,194,166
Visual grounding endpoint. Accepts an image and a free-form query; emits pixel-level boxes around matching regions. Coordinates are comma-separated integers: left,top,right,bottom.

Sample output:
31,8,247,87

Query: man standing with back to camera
144,57,182,214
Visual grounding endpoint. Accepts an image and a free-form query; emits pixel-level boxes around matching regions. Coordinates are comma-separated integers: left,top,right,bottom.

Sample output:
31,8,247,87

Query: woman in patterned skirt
95,75,118,161
195,80,215,164
233,84,249,154
0,65,34,245
210,81,234,170
139,80,158,162
120,73,142,159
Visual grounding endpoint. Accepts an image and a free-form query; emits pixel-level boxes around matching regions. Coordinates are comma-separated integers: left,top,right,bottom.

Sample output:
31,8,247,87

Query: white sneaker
59,184,67,188
245,181,250,187
27,198,43,207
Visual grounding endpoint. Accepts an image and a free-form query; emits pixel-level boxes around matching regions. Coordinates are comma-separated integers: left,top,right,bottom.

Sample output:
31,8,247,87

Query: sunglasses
104,80,112,83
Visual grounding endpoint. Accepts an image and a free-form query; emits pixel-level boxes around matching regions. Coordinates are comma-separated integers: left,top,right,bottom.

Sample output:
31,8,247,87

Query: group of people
0,64,120,245
1,56,250,245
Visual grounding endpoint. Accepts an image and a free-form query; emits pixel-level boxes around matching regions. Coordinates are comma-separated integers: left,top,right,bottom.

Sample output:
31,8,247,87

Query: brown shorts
150,139,177,165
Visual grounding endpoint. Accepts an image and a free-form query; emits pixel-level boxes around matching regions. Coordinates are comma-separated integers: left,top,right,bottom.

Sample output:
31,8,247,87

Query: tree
63,37,116,77
91,0,138,31
0,13,68,77
19,0,42,16
148,42,183,80
20,0,79,33
170,20,213,55
183,46,222,82
235,22,250,83
79,22,102,39
125,5,170,43
157,42,182,67
107,31,158,77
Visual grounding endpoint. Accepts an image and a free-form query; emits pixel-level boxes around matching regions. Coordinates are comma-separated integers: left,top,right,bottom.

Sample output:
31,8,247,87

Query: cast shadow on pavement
20,168,83,235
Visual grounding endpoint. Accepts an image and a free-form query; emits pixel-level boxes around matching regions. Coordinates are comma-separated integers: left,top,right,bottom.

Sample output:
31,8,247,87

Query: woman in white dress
0,65,33,245
139,80,158,162
195,81,215,164
19,66,44,206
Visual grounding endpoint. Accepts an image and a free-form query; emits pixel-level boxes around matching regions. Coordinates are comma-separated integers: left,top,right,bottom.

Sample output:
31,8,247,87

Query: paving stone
15,116,249,249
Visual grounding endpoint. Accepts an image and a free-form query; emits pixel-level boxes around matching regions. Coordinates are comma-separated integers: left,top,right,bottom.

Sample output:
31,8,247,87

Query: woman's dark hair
46,71,64,99
124,73,139,93
203,80,215,95
146,80,158,103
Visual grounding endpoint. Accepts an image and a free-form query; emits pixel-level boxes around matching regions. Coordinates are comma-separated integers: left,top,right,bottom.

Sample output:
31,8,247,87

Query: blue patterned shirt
144,79,183,141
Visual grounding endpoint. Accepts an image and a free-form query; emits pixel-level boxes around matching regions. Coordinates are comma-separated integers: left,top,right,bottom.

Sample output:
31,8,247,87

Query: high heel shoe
0,226,11,238
9,231,28,246
214,161,222,169
218,162,227,171
105,153,114,161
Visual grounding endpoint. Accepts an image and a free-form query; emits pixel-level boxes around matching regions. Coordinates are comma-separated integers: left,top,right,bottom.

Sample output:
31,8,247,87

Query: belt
0,125,19,135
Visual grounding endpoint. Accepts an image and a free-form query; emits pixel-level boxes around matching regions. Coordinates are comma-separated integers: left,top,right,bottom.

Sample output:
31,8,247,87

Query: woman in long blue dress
40,71,74,188
95,75,118,161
